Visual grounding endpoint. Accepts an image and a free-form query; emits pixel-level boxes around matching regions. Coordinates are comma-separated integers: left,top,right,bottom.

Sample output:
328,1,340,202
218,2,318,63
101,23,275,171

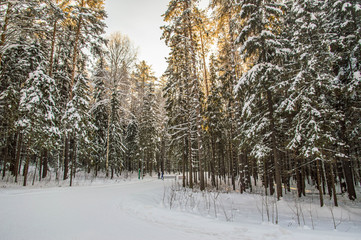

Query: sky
104,0,171,78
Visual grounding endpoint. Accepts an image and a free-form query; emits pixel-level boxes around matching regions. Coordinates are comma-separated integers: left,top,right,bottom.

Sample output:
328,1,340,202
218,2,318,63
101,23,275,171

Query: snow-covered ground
0,176,360,240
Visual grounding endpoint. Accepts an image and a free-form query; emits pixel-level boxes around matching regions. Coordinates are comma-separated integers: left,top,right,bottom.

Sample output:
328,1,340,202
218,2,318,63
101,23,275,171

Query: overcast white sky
104,0,171,78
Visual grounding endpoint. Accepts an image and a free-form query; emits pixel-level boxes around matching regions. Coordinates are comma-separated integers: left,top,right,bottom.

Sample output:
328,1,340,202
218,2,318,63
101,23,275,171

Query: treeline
0,0,360,207
0,1,167,186
161,0,360,206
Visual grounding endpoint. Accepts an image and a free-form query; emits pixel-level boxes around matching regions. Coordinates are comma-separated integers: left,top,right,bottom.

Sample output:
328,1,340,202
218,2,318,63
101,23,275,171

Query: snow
0,177,360,240
356,4,361,12
342,2,352,11
354,71,361,81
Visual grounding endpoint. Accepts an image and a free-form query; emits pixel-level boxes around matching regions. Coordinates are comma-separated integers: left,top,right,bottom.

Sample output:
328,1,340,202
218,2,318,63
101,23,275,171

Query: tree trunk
339,119,357,200
18,151,23,175
325,160,333,198
210,136,216,187
221,144,226,185
56,152,60,181
105,110,110,178
149,151,153,177
263,158,269,196
69,15,83,99
70,138,76,187
14,132,23,183
63,137,69,180
316,159,324,207
199,31,209,97
301,159,306,196
188,128,193,188
2,143,8,179
239,154,245,193
245,151,252,192
161,138,165,174
229,132,236,191
38,150,43,181
268,159,275,196
330,161,338,207
342,157,356,200
23,145,30,186
296,156,303,198
197,109,204,190
42,149,48,178
267,90,282,200
32,155,37,185
48,20,57,77
182,137,186,188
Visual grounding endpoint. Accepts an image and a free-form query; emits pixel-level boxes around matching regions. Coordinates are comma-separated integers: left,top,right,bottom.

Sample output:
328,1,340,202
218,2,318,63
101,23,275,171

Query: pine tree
68,0,106,98
205,55,226,188
44,0,71,77
162,0,206,189
210,0,245,191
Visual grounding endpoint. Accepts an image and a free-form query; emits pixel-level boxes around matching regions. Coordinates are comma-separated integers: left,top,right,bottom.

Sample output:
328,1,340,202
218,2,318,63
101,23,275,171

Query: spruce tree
107,89,125,178
280,0,339,205
236,0,287,200
323,0,361,201
91,58,109,176
17,66,60,185
62,74,93,185
125,118,140,172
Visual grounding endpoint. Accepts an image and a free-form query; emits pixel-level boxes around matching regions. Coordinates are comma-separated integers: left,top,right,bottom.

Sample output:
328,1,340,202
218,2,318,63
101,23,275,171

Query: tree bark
342,157,356,200
69,14,83,99
199,31,209,97
186,0,203,190
48,20,58,77
263,158,269,196
14,132,23,183
63,137,69,180
210,136,216,187
267,90,282,200
188,129,193,188
23,145,30,186
70,138,76,186
32,155,37,185
229,131,236,191
105,108,110,178
316,159,324,207
2,143,8,179
42,149,48,178
38,150,43,181
325,160,333,198
182,137,186,188
330,161,338,207
296,157,303,198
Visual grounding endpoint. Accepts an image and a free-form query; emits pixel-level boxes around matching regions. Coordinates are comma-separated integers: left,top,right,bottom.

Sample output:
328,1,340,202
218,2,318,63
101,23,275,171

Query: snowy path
0,179,359,240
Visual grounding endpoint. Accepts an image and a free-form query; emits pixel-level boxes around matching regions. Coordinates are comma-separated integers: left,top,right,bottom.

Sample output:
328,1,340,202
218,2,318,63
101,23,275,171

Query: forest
0,0,360,208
